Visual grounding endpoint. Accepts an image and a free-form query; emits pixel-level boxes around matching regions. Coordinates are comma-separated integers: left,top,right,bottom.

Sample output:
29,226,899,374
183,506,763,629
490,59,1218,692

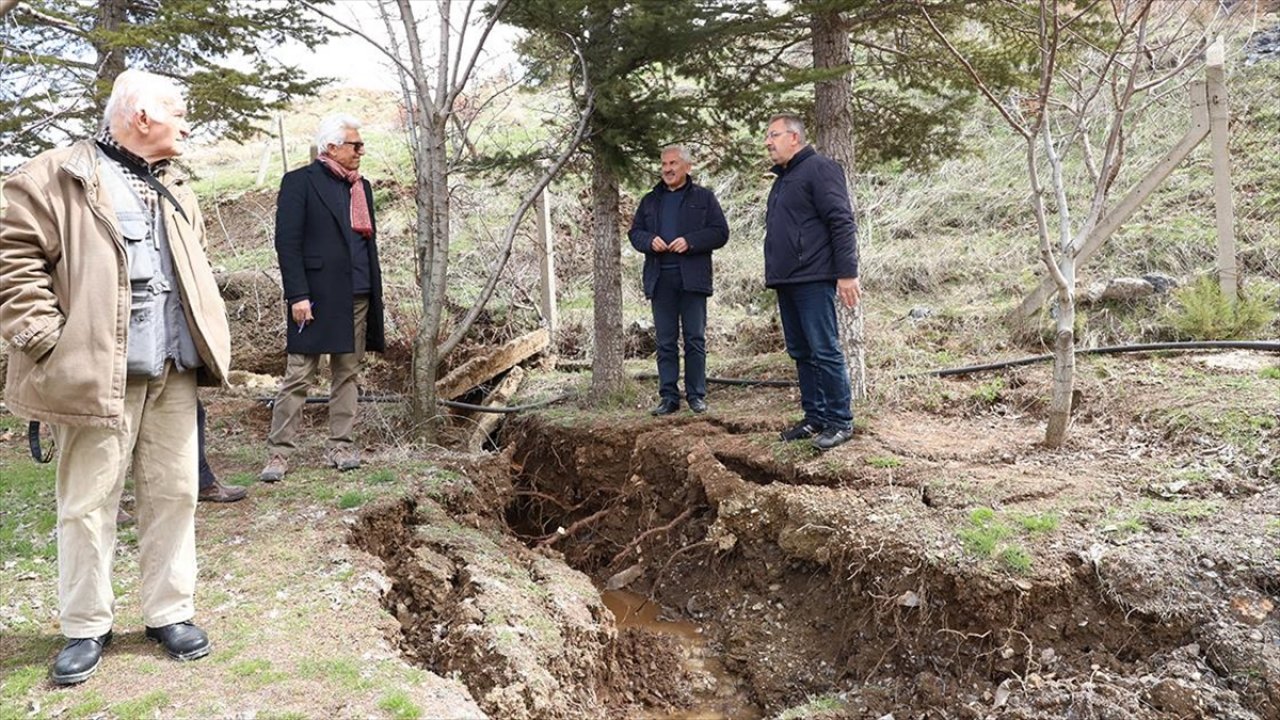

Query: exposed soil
347,353,1280,719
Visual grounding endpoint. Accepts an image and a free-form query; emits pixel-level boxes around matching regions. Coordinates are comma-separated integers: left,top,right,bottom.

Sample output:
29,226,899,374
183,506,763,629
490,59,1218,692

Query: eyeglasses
337,141,365,151
765,130,794,140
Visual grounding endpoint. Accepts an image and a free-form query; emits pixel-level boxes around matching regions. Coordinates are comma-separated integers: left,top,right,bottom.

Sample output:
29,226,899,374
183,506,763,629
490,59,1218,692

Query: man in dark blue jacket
259,114,385,482
763,113,862,450
628,146,729,415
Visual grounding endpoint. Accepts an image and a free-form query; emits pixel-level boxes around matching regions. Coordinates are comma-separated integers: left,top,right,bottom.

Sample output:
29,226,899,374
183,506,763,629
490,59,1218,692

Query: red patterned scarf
317,155,373,238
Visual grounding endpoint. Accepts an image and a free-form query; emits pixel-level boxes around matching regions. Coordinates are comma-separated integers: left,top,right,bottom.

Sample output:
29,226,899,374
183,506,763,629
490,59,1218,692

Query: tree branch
917,1,1029,138
438,36,595,358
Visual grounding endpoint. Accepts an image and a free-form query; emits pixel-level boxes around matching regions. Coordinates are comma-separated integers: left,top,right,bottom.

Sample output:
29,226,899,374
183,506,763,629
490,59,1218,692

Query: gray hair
769,113,807,144
104,70,185,135
661,145,692,164
314,114,362,154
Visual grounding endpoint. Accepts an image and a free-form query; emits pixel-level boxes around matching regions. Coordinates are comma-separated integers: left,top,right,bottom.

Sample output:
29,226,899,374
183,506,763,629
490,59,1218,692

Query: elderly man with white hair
0,69,232,683
258,114,385,483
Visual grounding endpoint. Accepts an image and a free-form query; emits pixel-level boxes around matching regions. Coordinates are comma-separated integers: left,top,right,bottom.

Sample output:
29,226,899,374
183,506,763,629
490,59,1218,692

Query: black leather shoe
779,421,823,442
198,480,247,503
145,621,211,661
688,398,708,414
650,399,680,416
51,631,112,685
812,426,854,451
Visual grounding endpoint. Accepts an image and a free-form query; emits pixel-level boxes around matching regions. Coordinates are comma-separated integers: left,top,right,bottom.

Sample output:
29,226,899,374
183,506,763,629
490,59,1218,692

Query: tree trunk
811,9,867,401
1044,258,1075,447
92,0,127,118
588,151,624,402
410,112,451,441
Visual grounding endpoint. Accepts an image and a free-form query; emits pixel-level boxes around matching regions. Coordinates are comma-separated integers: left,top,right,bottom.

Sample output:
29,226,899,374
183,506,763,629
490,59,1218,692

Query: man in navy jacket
259,114,386,482
763,113,862,450
628,146,729,415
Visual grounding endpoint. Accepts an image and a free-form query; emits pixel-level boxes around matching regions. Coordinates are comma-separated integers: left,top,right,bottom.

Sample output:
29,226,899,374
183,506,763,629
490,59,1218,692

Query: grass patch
378,690,423,720
777,694,848,719
1016,512,1060,533
865,455,903,469
958,507,1014,557
111,690,170,718
65,691,108,719
338,490,372,510
229,659,290,688
971,378,1005,405
1261,366,1280,380
999,546,1033,574
366,468,397,484
297,658,369,691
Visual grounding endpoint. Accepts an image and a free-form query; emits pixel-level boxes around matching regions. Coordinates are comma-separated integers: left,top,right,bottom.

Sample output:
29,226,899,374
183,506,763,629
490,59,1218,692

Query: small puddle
602,589,762,720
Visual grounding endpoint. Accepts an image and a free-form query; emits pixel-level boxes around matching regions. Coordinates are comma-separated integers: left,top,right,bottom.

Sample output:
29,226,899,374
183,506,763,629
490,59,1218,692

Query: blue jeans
775,281,852,430
652,267,708,403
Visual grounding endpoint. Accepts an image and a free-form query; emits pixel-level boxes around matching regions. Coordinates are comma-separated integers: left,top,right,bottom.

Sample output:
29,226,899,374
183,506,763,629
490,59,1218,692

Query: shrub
1165,276,1276,340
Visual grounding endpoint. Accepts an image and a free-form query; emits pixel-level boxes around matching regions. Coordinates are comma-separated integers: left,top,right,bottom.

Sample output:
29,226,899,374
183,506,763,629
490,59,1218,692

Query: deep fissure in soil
351,412,1279,718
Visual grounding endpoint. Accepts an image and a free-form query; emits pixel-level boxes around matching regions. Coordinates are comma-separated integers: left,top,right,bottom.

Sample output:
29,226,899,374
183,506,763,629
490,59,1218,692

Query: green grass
64,691,109,719
1000,546,1033,574
776,694,848,719
229,659,290,688
866,455,903,469
367,468,397,484
958,507,1014,557
378,690,424,720
971,378,1005,405
1016,512,1060,533
338,490,373,509
111,690,170,718
1261,366,1280,380
297,658,369,692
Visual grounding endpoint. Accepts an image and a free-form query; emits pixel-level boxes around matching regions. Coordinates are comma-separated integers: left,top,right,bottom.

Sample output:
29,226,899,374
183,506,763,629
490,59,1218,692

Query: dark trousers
196,399,215,490
652,267,708,403
776,280,852,430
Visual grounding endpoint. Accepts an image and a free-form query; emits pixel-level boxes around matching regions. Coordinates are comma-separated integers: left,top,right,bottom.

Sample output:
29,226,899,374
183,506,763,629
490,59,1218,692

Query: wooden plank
466,366,525,453
1013,80,1211,319
1206,37,1238,301
435,327,549,400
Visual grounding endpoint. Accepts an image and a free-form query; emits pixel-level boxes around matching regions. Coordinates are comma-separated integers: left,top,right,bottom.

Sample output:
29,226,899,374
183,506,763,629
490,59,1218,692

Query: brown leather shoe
198,480,247,503
325,446,362,472
258,454,288,483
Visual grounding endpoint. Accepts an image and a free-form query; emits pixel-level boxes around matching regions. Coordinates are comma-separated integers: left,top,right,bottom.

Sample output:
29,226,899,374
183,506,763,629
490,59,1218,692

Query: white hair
661,145,692,164
315,114,362,154
104,70,185,135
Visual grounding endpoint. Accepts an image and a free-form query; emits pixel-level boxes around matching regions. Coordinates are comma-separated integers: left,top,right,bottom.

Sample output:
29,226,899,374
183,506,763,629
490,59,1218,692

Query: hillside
1,22,1278,720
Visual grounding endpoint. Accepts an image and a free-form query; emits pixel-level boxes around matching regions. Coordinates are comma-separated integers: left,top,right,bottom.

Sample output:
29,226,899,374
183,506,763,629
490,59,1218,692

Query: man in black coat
763,113,861,451
628,145,729,415
259,114,385,482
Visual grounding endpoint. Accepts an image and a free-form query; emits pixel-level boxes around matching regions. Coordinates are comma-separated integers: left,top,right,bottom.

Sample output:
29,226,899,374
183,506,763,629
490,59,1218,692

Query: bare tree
921,0,1217,447
304,0,591,440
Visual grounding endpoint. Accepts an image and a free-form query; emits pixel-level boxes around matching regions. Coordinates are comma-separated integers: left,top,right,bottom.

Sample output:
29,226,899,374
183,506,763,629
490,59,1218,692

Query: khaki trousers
266,295,369,455
53,363,199,638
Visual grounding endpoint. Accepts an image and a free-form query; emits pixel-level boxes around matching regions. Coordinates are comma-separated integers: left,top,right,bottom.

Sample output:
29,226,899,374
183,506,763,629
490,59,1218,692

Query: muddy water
602,589,762,720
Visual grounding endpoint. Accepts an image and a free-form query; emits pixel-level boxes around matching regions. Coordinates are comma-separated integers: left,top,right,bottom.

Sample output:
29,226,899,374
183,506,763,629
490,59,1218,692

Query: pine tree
0,0,331,159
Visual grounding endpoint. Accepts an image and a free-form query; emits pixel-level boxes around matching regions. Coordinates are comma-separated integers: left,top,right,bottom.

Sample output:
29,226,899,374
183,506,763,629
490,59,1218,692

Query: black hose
903,340,1280,378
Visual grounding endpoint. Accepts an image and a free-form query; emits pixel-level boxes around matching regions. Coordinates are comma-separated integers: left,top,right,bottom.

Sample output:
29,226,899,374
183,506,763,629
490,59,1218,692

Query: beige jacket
0,139,231,428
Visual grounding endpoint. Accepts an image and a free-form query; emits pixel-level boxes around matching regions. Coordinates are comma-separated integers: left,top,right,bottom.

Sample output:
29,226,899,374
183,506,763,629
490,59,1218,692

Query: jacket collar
770,145,815,178
60,138,189,187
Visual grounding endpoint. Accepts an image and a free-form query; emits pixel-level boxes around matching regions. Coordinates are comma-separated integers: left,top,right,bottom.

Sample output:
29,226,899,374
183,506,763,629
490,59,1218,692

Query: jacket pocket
304,257,324,270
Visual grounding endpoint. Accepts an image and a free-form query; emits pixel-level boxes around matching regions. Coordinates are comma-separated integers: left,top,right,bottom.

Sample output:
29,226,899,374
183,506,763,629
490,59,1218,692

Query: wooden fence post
1206,37,1238,302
